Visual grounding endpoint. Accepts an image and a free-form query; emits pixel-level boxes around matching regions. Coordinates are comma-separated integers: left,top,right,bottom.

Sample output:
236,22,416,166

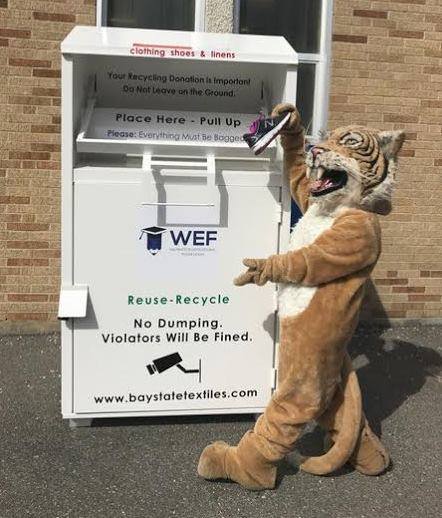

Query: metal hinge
274,203,283,223
273,290,279,311
270,368,278,389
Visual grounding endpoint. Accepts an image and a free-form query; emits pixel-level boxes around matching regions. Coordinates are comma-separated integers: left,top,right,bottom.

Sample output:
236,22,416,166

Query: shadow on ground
350,328,441,438
294,325,442,462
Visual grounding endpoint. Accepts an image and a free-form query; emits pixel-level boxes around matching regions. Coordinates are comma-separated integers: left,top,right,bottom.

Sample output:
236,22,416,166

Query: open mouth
310,169,348,197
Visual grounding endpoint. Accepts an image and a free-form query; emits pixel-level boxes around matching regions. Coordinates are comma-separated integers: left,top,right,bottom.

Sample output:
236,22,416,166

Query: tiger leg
198,311,346,490
318,374,390,476
198,380,337,490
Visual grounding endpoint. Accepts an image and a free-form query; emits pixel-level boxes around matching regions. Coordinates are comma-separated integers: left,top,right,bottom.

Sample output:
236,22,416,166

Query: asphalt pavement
0,325,441,518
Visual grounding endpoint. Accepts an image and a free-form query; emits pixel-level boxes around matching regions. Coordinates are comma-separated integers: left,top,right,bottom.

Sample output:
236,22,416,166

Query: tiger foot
197,441,230,481
197,440,276,491
350,420,390,476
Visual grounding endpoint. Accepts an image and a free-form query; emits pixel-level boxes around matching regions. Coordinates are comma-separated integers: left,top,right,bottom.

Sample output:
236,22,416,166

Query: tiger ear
378,130,405,160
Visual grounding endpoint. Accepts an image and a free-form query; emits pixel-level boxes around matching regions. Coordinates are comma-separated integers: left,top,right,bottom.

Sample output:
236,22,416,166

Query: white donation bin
59,26,297,424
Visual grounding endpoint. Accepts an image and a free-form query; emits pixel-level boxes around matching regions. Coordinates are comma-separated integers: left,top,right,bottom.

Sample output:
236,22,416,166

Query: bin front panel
72,170,280,414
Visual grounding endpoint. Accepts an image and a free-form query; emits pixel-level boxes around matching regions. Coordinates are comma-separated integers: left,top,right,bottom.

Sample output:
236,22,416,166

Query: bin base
69,418,93,428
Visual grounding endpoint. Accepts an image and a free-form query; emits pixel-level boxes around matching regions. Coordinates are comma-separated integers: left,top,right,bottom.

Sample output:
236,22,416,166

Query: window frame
233,0,333,139
96,0,206,32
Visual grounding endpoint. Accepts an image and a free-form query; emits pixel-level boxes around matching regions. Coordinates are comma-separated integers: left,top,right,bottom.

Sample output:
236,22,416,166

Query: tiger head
306,126,405,215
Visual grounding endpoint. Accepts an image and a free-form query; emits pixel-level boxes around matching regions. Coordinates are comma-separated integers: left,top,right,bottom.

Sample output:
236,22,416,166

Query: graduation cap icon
139,226,167,255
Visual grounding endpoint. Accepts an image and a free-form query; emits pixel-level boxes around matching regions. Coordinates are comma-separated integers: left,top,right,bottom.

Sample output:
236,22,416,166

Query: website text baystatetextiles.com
93,387,259,406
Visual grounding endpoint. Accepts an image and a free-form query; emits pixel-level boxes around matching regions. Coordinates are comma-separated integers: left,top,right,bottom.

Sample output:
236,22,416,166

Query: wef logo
139,226,218,256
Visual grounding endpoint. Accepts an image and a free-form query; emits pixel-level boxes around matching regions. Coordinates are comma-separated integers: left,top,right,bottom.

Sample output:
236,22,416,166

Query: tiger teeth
317,167,325,180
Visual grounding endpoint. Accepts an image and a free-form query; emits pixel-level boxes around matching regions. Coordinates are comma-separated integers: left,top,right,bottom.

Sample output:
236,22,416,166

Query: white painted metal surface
61,26,298,65
60,27,297,420
72,167,281,414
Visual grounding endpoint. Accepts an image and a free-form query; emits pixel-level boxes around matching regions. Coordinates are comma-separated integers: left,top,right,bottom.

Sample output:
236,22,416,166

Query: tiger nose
311,147,324,159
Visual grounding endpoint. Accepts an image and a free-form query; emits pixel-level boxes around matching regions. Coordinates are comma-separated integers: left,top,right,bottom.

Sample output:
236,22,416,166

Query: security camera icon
146,352,201,383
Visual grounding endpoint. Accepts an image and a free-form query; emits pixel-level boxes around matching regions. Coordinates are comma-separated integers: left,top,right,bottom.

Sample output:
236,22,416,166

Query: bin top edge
61,26,298,65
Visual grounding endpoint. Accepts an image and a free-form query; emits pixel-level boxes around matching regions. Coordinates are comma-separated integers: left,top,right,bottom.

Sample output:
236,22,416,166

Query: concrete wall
205,0,234,32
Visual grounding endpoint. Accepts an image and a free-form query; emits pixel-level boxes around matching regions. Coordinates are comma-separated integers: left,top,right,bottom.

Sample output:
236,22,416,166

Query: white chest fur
278,204,336,318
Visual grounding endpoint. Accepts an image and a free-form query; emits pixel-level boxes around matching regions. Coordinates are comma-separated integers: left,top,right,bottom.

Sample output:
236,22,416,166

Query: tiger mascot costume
197,103,405,490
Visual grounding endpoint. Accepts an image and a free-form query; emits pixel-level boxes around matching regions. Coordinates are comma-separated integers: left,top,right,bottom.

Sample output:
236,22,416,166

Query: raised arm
271,103,310,213
235,210,381,287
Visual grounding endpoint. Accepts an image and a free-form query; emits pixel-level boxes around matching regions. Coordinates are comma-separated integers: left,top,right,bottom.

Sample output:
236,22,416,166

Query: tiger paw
197,441,230,480
234,258,270,287
350,422,390,476
271,103,302,133
198,440,277,491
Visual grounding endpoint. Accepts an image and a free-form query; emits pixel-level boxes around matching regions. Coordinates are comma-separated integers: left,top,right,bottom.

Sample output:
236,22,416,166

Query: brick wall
0,0,441,330
330,0,442,320
0,1,95,331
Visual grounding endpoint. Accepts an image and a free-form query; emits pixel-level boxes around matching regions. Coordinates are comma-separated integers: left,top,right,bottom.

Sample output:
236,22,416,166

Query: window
234,0,333,138
237,0,322,53
98,0,205,32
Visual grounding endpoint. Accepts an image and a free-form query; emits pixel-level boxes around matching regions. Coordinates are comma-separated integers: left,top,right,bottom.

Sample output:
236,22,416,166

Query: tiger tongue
311,179,325,190
311,178,333,191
